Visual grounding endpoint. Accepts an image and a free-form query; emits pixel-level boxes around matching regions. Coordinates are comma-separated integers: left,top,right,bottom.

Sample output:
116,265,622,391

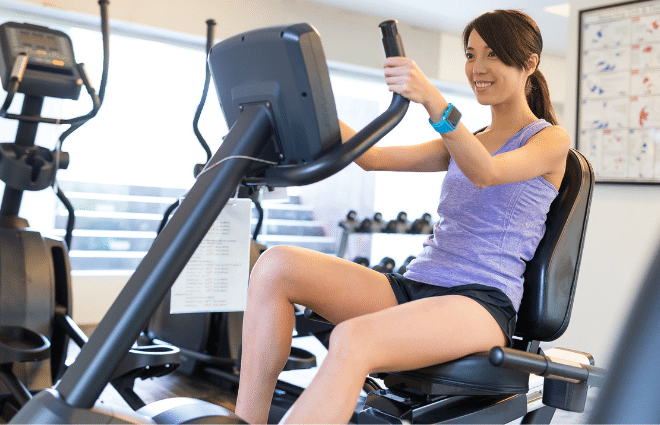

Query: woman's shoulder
530,123,570,148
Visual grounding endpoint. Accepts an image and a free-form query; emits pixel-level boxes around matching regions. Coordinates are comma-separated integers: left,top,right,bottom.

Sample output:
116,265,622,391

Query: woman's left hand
383,57,439,106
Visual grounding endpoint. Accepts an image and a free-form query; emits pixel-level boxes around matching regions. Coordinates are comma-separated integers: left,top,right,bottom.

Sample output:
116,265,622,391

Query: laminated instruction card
170,198,251,313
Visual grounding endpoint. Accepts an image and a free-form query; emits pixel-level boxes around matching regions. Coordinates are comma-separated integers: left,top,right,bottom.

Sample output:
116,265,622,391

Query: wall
552,0,660,368
19,0,442,77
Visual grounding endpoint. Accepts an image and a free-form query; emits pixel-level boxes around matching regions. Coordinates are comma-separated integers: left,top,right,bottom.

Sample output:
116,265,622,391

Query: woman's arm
383,57,569,188
340,120,449,172
443,123,570,189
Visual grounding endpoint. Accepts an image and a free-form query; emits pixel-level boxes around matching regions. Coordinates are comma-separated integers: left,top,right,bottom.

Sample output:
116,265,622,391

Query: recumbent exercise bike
10,20,603,424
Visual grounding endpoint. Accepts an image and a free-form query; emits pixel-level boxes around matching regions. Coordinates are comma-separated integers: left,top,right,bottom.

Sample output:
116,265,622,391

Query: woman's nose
472,57,488,74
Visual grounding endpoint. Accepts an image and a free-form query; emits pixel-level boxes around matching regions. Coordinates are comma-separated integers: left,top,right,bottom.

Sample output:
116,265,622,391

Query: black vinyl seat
304,148,594,397
372,148,595,396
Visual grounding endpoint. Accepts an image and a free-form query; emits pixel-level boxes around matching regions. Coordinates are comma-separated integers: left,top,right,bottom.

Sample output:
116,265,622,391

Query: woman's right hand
383,57,443,110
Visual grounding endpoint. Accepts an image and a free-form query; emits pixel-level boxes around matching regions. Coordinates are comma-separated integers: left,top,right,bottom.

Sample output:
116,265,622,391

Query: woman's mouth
474,81,493,89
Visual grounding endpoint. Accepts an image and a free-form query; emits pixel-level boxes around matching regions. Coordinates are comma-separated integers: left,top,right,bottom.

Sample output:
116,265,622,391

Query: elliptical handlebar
261,20,409,187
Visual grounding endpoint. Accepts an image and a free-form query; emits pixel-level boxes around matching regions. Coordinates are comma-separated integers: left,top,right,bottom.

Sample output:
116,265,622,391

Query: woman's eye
488,51,497,58
466,53,474,59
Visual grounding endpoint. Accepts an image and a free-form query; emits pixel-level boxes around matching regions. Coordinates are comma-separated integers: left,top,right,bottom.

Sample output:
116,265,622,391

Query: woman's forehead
466,30,489,49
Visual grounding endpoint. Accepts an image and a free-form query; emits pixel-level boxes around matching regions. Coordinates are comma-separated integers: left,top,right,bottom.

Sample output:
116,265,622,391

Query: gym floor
68,327,598,424
68,326,238,414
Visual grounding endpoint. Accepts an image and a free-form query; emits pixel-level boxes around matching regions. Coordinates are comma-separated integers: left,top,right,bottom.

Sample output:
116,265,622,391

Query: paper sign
170,198,251,313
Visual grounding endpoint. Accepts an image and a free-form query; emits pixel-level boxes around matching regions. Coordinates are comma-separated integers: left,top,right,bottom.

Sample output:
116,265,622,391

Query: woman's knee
327,318,373,370
248,245,297,298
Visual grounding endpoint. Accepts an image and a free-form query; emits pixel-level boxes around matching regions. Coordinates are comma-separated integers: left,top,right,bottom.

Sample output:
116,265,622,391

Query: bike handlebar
260,20,410,187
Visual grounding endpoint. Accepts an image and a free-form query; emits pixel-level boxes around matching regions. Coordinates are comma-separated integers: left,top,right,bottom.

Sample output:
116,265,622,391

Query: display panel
578,0,660,183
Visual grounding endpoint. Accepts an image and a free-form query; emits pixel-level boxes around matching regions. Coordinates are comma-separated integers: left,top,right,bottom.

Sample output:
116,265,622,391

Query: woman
235,9,570,424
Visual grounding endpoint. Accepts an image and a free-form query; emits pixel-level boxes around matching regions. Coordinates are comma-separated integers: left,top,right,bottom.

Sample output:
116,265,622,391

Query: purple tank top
403,119,558,311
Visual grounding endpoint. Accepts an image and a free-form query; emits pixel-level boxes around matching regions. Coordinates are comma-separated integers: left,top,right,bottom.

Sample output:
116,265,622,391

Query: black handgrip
379,20,405,58
205,19,217,54
490,347,590,383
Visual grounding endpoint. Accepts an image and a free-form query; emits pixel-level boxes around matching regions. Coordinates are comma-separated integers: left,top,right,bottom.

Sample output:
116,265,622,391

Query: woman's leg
234,245,399,424
281,294,508,424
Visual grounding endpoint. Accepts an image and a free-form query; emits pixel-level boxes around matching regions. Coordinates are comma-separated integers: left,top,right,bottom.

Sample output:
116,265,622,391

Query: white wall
550,0,660,369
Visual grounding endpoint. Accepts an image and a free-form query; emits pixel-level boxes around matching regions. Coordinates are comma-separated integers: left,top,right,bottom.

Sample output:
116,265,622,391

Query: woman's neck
489,98,538,133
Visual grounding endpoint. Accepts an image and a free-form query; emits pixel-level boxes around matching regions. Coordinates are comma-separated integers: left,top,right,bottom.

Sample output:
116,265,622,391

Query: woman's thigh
330,294,508,374
249,245,399,324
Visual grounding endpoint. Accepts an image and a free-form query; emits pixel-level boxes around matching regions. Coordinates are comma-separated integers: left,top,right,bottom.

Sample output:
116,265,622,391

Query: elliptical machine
0,2,108,418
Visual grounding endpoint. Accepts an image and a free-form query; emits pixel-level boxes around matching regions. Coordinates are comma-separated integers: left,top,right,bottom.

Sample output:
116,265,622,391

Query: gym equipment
408,213,433,234
10,19,410,424
397,255,415,274
384,211,410,233
0,5,187,420
371,212,386,233
337,210,364,258
356,217,373,233
305,149,603,423
359,149,601,423
0,3,109,417
372,257,396,274
339,210,360,231
353,256,370,267
146,21,318,424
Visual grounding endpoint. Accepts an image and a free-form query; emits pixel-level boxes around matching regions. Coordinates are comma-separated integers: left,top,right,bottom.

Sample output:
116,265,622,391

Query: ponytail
526,69,558,125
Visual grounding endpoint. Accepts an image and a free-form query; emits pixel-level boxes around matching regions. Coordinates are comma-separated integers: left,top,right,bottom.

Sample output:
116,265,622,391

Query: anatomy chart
578,0,660,182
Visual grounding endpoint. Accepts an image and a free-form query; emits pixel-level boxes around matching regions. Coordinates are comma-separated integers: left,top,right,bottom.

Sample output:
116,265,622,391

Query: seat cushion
378,351,529,396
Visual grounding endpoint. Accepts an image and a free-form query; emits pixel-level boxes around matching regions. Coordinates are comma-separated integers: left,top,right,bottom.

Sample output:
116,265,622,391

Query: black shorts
385,273,517,347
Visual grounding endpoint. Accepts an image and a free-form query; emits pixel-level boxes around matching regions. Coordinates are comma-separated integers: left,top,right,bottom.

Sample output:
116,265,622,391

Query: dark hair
462,10,558,125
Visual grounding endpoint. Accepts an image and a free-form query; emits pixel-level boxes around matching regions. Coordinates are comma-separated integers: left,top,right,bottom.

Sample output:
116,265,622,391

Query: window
0,9,222,273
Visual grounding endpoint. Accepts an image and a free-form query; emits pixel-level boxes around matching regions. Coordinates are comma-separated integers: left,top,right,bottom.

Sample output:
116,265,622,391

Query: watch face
447,106,462,128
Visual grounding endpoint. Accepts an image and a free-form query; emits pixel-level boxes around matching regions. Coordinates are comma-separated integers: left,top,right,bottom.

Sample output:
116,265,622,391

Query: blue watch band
429,103,461,134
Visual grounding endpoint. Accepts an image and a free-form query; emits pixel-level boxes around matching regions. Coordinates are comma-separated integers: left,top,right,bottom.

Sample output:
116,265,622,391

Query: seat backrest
515,148,594,342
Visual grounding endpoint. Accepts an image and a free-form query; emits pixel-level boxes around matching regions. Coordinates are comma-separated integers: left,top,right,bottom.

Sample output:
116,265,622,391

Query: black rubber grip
379,20,405,58
490,347,590,382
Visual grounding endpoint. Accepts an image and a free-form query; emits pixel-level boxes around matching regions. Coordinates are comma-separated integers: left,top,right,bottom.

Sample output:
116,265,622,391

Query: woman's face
464,30,531,107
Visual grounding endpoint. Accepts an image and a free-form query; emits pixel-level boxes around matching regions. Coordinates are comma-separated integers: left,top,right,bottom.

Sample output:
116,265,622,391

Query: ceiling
300,0,570,57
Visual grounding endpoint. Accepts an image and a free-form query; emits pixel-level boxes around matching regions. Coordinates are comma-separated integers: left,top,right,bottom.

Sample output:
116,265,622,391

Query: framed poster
578,0,660,182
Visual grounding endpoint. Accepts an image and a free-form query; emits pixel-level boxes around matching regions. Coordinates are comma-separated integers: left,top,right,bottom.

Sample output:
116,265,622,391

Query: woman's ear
526,53,540,76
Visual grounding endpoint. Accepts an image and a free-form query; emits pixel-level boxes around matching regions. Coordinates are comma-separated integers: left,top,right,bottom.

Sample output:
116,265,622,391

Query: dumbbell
356,218,373,233
409,213,433,234
385,211,410,234
397,255,416,274
372,257,396,273
353,256,370,267
370,212,387,233
339,210,360,231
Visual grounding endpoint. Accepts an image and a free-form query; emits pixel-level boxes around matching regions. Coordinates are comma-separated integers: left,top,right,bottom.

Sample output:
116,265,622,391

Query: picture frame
577,0,660,183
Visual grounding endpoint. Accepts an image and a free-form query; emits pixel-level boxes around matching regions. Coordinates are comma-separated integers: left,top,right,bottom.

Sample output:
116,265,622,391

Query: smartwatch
429,103,462,134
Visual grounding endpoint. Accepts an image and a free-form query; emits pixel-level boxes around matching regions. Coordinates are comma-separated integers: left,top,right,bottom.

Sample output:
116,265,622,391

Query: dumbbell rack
337,228,427,270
